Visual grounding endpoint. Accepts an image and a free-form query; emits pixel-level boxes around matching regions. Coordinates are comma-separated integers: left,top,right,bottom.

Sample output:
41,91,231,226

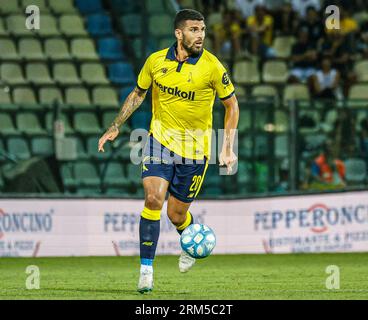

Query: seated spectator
298,6,325,47
212,9,243,57
356,21,368,58
246,5,275,58
273,2,299,36
311,58,341,101
289,28,318,83
320,31,356,95
308,139,346,188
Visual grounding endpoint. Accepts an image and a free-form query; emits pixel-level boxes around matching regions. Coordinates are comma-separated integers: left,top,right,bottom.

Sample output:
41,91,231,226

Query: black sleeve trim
136,83,149,91
219,90,235,101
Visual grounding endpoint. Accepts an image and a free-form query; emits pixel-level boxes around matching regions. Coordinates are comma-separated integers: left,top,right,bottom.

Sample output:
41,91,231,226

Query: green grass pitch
1,253,368,300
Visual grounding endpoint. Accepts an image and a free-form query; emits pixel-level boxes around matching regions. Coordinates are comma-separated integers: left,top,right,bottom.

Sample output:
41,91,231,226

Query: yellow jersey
137,43,235,160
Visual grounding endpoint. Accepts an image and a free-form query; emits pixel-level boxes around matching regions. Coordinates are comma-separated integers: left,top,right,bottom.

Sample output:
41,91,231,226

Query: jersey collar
165,42,203,65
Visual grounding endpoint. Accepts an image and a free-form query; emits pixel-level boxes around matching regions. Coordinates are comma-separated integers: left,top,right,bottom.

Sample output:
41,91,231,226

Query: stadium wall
0,190,368,257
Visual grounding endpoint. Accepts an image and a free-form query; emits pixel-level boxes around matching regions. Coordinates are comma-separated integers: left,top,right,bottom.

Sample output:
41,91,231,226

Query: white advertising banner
0,190,368,257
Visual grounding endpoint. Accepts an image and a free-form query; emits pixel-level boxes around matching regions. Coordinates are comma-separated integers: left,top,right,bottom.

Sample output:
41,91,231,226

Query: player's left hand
219,149,237,174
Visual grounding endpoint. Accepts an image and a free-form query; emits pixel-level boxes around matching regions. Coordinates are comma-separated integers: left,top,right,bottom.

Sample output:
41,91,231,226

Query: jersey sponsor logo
154,79,195,101
222,72,230,85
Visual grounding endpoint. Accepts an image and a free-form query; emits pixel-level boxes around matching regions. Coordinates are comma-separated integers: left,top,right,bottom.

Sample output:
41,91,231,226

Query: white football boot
179,251,196,273
137,269,153,293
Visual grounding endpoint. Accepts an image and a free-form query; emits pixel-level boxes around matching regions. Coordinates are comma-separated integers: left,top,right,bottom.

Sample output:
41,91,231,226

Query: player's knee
167,211,186,227
145,193,164,210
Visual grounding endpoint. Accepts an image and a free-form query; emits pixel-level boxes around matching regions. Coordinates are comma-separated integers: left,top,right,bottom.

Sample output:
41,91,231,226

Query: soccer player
98,9,239,293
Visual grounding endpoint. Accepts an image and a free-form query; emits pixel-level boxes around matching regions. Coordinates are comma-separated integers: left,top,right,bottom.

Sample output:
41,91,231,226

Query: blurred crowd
176,0,368,190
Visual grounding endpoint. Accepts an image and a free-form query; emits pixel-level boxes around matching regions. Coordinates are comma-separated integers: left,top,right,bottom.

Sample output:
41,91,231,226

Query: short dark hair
174,9,204,29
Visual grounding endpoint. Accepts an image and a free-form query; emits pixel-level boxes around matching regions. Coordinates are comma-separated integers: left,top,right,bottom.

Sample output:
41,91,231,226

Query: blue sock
139,217,160,268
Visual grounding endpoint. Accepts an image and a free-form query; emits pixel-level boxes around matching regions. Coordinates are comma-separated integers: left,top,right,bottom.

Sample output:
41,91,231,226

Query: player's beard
182,34,203,56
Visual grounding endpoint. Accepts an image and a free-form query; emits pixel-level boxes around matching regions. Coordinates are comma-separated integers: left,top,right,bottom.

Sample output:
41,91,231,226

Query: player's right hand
98,127,119,152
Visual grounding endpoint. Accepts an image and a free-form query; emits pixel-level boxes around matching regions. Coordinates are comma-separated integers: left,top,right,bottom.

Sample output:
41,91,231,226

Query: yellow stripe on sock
177,211,192,231
141,207,161,221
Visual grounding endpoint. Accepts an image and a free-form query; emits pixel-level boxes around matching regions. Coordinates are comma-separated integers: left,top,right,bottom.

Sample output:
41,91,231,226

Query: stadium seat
1,63,26,85
275,134,288,158
345,158,367,184
45,112,74,135
149,14,173,37
81,63,109,85
251,85,279,103
53,63,81,85
59,15,88,37
348,84,368,107
353,60,368,82
39,87,64,106
111,0,141,14
60,163,76,189
272,36,296,58
0,0,20,14
101,162,129,187
74,112,101,134
237,161,251,184
65,87,91,108
0,18,8,37
93,87,119,108
97,37,124,61
299,110,320,134
131,111,151,130
233,61,260,84
263,61,288,83
115,141,133,160
12,87,38,106
126,163,141,184
6,15,33,37
37,15,60,37
303,133,326,151
16,113,47,135
283,84,310,106
31,137,54,156
19,38,45,60
158,37,175,50
0,114,18,135
21,0,49,12
45,38,71,60
26,63,54,85
146,0,166,13
108,62,135,85
275,110,288,132
71,137,85,160
74,161,100,186
132,38,157,59
119,86,135,103
238,110,251,133
0,88,12,105
0,38,19,60
87,14,113,37
120,14,142,36
49,0,77,14
75,0,102,14
7,137,31,160
71,38,99,60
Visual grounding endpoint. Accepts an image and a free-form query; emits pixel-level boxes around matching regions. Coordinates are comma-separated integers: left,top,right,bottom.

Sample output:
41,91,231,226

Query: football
180,223,216,259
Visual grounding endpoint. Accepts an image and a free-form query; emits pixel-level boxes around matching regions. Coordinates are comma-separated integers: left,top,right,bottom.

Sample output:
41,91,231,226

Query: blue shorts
141,135,208,203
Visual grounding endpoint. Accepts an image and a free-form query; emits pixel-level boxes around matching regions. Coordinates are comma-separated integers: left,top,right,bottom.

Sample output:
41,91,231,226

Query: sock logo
142,241,153,246
154,80,195,101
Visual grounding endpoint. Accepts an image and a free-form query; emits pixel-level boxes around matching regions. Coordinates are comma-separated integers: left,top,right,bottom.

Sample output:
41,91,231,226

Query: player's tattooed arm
98,86,147,152
110,86,147,130
219,94,239,174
